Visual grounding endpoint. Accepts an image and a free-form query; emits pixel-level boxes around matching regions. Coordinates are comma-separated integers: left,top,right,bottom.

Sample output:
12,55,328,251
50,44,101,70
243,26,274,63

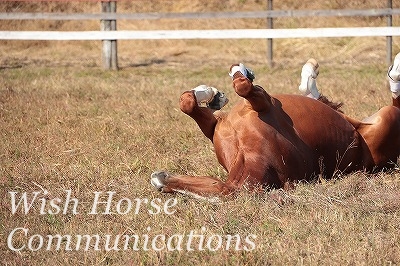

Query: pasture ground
1,1,400,265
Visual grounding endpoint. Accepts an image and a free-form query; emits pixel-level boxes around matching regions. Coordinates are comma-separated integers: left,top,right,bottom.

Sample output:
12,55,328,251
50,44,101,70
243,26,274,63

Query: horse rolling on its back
150,55,400,200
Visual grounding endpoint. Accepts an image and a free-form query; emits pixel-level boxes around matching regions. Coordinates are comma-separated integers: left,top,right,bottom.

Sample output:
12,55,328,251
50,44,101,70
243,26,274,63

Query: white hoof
150,171,169,191
299,58,320,99
388,52,400,98
192,85,218,106
389,52,400,82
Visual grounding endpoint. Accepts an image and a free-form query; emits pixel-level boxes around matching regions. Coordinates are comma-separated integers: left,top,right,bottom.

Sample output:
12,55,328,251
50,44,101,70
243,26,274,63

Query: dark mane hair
318,95,344,113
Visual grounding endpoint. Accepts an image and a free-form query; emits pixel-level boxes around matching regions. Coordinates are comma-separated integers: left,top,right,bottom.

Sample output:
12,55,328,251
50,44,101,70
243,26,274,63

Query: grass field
1,1,400,265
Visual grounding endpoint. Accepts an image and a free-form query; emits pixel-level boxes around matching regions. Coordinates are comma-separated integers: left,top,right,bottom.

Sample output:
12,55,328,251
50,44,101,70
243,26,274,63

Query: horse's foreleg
389,52,400,108
230,73,272,112
180,90,218,141
150,171,236,200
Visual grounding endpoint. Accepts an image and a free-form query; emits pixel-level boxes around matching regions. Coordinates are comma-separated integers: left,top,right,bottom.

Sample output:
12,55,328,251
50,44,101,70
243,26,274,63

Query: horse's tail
318,95,344,113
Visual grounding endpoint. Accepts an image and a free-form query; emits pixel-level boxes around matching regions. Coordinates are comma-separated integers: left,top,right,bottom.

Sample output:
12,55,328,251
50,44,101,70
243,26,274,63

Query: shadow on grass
123,58,167,69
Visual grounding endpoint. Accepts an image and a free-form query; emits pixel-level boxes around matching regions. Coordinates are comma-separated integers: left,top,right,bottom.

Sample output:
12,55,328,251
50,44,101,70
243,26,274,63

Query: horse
150,54,400,199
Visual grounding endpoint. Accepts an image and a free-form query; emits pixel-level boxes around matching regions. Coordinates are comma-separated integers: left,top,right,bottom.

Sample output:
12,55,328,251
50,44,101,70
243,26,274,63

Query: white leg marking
192,85,218,105
150,171,168,190
388,52,400,97
174,189,221,203
299,59,321,99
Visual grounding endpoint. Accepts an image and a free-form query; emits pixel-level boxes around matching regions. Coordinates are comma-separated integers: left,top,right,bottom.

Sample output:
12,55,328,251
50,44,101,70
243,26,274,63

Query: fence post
387,0,393,66
267,0,273,67
101,0,118,70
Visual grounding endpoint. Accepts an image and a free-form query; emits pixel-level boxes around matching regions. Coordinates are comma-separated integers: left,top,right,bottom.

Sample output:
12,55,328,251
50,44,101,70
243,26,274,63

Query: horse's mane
318,95,344,113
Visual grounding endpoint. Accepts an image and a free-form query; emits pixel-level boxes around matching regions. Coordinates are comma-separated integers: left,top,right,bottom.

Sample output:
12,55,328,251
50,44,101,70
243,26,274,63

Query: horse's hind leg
180,86,227,141
352,53,400,169
151,171,235,200
299,58,321,99
298,58,344,111
388,52,400,108
358,106,400,169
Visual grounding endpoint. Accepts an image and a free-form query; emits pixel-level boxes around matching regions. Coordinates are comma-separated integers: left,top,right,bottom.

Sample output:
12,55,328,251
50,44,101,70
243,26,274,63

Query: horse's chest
213,113,298,172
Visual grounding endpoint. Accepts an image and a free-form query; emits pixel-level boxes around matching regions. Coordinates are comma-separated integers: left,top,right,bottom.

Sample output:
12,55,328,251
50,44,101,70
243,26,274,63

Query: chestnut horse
151,56,400,198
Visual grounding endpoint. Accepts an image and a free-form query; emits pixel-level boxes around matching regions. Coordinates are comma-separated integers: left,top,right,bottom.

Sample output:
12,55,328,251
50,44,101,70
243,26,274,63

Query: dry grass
1,1,400,265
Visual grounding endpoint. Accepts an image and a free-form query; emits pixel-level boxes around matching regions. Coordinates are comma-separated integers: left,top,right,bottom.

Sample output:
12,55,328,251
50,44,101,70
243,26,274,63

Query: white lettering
148,198,161,215
163,198,178,215
9,191,41,215
75,235,101,251
151,234,166,251
7,227,27,251
89,191,115,214
63,190,79,214
104,235,121,251
206,234,223,251
115,198,132,214
27,234,43,251
243,234,257,251
225,234,241,250
46,234,73,251
48,198,61,215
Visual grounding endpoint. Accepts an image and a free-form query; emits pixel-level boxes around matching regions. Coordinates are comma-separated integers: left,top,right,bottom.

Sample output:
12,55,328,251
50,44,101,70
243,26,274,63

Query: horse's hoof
306,58,319,75
150,171,169,191
208,91,229,110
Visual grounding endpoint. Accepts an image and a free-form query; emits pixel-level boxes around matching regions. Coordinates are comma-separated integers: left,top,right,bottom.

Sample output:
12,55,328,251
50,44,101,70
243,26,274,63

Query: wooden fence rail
1,8,400,20
1,5,398,69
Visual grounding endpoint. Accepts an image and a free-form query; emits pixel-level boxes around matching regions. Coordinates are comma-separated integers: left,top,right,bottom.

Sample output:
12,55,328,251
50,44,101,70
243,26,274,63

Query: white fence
1,6,399,69
1,27,399,40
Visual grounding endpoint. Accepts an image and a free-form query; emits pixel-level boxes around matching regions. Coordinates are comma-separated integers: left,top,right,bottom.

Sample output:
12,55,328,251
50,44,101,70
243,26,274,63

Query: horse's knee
180,91,197,114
